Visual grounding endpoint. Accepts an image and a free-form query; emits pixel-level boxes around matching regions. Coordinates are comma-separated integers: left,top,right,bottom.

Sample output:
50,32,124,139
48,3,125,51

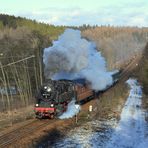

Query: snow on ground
52,119,118,148
49,78,148,148
106,79,148,148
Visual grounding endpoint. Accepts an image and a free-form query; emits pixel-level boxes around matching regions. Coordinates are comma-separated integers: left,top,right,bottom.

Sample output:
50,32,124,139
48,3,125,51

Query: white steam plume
59,100,81,119
43,29,113,91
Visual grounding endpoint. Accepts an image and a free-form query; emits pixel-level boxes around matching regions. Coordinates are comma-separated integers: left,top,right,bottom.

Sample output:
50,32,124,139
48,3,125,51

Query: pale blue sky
0,0,148,26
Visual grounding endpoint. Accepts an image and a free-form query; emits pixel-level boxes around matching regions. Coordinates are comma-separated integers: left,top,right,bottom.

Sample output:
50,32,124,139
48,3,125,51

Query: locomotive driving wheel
36,112,43,119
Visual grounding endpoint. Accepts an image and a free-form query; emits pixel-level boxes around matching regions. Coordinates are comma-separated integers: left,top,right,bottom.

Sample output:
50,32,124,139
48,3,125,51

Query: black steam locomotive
34,70,121,119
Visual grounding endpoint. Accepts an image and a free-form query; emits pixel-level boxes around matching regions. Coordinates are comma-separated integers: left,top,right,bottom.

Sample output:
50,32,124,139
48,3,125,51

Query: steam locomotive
34,70,121,119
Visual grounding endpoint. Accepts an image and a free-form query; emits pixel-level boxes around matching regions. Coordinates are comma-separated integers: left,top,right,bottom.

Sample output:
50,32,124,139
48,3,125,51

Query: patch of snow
106,78,148,148
53,119,117,148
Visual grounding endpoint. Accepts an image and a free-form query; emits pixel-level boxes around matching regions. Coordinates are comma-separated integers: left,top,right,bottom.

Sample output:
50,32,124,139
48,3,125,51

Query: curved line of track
0,119,56,147
120,55,141,80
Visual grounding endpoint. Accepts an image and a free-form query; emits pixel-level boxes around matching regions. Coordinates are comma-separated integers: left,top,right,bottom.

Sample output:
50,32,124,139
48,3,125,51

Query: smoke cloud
59,100,81,119
43,28,113,90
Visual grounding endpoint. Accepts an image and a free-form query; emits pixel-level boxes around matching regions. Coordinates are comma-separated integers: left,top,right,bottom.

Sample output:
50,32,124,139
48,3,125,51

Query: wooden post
88,105,93,119
75,104,80,124
75,114,78,124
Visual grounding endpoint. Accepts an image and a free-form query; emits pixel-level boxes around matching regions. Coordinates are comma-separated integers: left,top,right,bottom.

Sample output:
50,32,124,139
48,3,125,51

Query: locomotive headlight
47,87,51,92
44,86,47,89
35,104,39,107
50,104,54,107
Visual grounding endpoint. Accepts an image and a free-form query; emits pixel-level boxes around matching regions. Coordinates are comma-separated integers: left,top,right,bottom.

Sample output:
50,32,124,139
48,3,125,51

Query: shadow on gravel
34,128,66,148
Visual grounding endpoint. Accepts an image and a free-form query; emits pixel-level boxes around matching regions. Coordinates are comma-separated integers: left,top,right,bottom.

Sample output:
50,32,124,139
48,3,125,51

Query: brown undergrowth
77,81,128,124
0,105,34,130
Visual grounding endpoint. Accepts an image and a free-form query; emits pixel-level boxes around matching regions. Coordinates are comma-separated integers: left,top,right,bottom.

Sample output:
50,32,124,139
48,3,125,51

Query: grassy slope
133,43,148,111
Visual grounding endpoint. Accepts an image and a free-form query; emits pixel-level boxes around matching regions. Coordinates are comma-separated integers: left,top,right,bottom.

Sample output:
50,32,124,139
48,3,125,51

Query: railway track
120,54,141,80
96,55,142,98
0,119,56,147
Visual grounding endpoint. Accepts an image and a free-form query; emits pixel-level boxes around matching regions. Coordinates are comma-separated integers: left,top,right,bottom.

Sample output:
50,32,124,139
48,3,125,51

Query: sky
0,0,148,26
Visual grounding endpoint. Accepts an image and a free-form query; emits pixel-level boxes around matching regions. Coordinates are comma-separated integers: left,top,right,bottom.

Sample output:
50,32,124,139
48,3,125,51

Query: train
34,70,121,119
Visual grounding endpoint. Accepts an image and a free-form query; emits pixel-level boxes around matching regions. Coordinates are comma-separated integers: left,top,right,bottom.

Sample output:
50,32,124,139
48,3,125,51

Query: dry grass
77,81,129,124
0,105,35,129
95,83,128,119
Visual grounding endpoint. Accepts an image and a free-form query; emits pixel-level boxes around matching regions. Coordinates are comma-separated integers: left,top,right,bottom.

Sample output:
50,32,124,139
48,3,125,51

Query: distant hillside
0,14,65,40
0,14,65,63
82,26,148,69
